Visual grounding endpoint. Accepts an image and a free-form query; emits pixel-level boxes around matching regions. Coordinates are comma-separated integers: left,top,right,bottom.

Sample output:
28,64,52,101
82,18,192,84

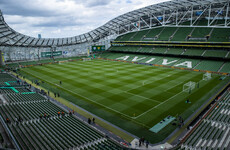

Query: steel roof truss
178,6,192,25
13,36,25,46
210,3,228,25
225,1,229,26
140,17,150,28
192,5,209,26
152,14,163,25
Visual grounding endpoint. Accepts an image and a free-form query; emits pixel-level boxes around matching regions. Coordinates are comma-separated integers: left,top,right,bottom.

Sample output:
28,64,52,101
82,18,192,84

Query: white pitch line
133,91,184,119
125,72,176,92
164,81,184,91
125,91,161,104
23,70,133,119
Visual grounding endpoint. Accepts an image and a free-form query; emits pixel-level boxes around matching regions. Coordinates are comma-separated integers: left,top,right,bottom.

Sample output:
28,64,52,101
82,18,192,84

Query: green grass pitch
20,59,228,143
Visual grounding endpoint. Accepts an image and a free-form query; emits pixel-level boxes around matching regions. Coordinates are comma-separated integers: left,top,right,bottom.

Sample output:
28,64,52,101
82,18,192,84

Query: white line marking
133,91,184,119
164,81,184,91
125,91,161,104
125,72,177,92
22,70,133,119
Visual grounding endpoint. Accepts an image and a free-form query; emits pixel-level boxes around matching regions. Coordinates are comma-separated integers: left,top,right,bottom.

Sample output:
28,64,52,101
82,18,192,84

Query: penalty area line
125,71,179,93
125,91,161,104
22,70,133,119
164,81,184,91
132,90,184,119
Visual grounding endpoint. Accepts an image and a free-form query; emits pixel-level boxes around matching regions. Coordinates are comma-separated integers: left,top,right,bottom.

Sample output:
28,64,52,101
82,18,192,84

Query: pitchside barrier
96,58,229,76
82,58,92,62
58,60,69,64
15,58,83,68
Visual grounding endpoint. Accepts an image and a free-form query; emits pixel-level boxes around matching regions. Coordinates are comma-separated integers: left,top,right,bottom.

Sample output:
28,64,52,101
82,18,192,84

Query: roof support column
225,1,229,27
192,6,208,26
163,10,165,26
178,6,191,25
141,17,150,28
210,3,227,25
208,4,212,26
176,9,178,26
138,18,141,30
153,14,163,25
150,17,152,28
190,6,193,26
118,26,120,35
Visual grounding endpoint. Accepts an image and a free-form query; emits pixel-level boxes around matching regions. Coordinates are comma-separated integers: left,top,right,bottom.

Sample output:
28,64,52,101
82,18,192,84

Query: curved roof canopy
0,0,228,47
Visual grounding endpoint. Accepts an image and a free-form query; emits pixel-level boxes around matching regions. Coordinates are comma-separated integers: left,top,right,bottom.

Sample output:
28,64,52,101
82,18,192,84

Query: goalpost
183,81,196,93
203,72,212,81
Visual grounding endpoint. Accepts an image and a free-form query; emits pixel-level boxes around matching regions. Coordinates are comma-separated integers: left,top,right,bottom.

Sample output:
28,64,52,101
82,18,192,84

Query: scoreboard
92,45,105,52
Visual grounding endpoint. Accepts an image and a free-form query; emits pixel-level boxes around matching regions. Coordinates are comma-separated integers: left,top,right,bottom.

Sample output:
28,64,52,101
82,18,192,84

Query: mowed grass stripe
27,67,108,95
25,62,161,117
31,61,181,97
137,76,220,126
127,70,191,100
23,59,222,127
22,69,134,119
26,61,177,117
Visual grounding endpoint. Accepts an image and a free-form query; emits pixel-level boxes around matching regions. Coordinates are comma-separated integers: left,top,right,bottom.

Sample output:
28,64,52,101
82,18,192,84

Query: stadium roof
0,0,229,47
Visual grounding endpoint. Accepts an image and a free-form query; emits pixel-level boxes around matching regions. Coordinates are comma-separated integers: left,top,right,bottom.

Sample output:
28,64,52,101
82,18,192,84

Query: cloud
0,0,60,17
31,16,84,27
0,0,170,38
80,0,111,7
126,0,132,4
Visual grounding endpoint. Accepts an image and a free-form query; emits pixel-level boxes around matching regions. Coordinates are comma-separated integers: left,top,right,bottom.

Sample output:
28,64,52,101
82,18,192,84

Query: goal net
203,72,212,81
83,58,91,62
183,81,196,93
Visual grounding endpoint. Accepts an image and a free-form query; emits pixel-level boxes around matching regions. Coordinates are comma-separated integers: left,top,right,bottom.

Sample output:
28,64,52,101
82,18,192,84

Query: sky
0,0,170,38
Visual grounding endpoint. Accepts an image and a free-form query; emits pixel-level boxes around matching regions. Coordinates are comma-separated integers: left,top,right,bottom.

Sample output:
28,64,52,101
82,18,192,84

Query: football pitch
20,59,228,142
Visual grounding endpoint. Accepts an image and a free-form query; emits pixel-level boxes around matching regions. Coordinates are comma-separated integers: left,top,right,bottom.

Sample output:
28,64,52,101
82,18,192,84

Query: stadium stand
189,27,212,41
115,25,230,42
0,73,126,150
209,28,230,42
220,62,230,73
174,59,200,69
116,32,136,41
181,89,230,149
100,51,228,73
203,50,228,58
0,0,230,149
0,88,29,94
171,28,193,41
182,49,206,57
165,48,184,55
141,27,163,41
130,30,149,41
157,27,178,41
194,61,224,72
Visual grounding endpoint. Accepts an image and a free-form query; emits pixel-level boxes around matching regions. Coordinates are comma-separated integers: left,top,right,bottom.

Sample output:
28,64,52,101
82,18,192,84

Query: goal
203,72,212,81
183,81,196,93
